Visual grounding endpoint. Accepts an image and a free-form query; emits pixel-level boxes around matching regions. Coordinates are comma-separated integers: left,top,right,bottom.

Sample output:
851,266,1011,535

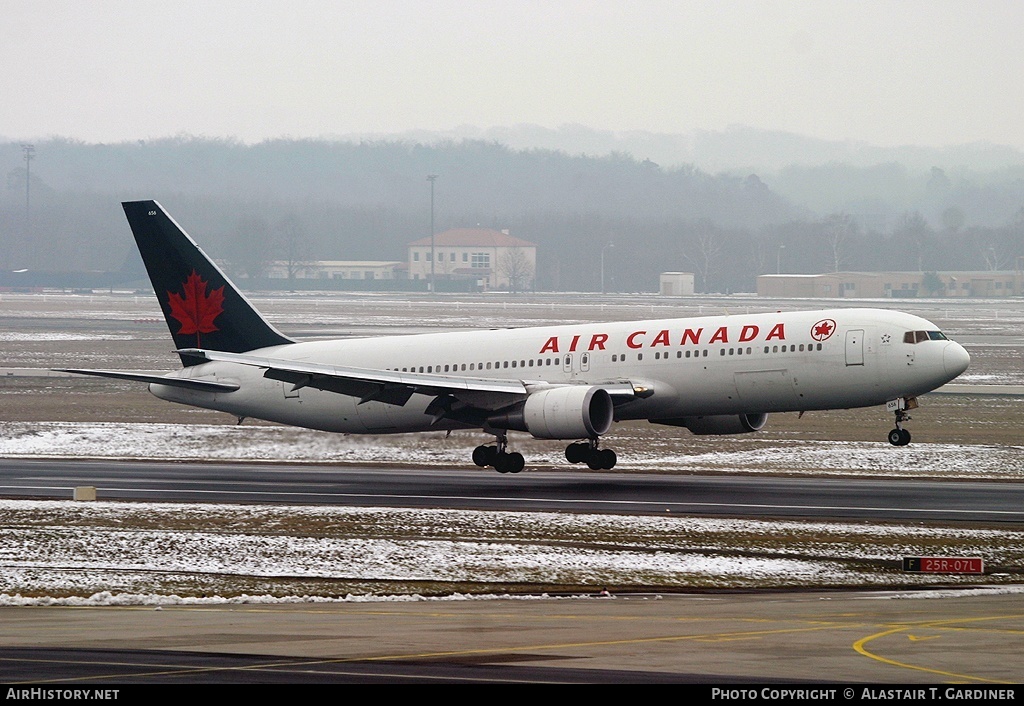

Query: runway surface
2,457,1024,523
1,591,1022,683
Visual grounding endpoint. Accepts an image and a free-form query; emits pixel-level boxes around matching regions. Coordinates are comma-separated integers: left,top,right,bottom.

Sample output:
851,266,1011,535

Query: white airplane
64,200,971,473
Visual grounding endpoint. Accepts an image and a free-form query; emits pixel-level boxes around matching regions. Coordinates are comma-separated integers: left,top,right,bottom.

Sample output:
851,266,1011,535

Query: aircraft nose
943,342,970,378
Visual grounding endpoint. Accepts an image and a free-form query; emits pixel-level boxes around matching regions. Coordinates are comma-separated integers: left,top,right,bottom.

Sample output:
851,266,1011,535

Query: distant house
264,260,404,281
408,228,537,291
757,271,1024,298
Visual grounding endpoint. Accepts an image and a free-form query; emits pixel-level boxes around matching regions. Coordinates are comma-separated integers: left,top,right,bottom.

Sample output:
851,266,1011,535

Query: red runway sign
903,556,984,573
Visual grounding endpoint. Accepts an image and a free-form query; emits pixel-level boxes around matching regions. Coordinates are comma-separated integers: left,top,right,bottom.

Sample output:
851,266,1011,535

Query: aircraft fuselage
151,307,968,436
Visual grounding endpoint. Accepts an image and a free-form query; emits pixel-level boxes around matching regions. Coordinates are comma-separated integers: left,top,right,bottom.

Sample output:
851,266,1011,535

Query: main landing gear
886,397,917,447
472,433,525,474
565,439,617,470
472,434,619,473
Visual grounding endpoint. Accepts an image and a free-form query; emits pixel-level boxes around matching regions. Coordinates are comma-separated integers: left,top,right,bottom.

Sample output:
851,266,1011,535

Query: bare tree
823,212,855,273
275,213,317,285
893,211,931,272
683,219,720,293
226,217,272,280
982,244,1009,271
498,246,533,293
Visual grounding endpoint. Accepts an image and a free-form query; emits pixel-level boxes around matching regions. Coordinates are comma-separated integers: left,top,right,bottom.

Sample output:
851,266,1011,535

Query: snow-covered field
2,499,1021,604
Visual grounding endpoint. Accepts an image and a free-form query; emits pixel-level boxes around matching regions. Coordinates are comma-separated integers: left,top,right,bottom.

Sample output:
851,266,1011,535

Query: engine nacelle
653,413,768,436
488,386,614,440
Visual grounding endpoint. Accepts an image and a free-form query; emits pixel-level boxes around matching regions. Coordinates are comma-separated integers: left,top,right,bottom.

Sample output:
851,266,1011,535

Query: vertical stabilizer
122,200,293,364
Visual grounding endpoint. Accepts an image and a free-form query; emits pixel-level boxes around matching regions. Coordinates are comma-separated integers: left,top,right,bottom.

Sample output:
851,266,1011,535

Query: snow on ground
1,499,1021,604
0,333,137,342
1,421,1023,479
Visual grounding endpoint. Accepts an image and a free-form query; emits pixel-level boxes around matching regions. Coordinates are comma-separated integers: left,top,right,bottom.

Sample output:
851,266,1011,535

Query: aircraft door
562,354,573,373
580,352,591,372
845,329,864,366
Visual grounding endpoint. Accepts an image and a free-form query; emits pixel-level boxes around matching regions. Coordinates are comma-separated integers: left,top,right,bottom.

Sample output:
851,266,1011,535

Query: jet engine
488,386,614,439
653,413,768,436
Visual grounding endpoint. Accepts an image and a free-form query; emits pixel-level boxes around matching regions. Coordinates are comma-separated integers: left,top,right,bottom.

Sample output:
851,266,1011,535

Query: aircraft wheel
586,448,617,470
493,453,511,473
565,442,590,464
507,452,525,474
472,445,495,467
899,429,912,446
598,448,617,469
887,429,903,446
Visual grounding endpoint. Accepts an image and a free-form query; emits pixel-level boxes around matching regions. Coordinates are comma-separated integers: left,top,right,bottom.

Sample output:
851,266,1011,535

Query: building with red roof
408,228,537,291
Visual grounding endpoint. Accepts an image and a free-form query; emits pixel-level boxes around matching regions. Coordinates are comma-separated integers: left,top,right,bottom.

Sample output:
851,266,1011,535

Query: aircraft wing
178,348,639,406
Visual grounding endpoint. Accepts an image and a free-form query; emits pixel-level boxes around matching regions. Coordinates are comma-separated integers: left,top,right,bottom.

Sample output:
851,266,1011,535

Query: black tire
507,452,525,473
565,442,589,464
598,448,617,469
472,445,492,467
899,429,912,446
494,452,512,473
888,429,903,446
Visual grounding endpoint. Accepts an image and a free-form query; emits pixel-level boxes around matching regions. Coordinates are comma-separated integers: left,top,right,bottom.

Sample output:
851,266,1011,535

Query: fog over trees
2,130,1023,292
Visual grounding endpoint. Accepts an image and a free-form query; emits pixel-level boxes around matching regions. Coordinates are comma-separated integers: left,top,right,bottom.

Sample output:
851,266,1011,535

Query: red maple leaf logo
810,319,836,342
167,270,225,348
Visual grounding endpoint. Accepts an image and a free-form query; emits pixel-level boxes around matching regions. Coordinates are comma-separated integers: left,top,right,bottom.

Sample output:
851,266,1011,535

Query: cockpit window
904,330,948,344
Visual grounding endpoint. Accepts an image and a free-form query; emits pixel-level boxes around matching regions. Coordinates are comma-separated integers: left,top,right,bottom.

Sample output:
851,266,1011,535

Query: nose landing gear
886,397,916,446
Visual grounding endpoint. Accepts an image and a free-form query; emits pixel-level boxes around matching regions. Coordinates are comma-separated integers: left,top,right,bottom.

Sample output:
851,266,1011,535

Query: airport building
659,272,695,296
757,270,1024,298
407,228,537,291
264,260,404,281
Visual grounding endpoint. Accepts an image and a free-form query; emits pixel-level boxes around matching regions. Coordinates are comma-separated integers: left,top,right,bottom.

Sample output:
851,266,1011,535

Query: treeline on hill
1,137,1023,293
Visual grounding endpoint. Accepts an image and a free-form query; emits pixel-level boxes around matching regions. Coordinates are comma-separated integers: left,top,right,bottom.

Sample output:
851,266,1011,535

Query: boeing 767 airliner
63,201,971,473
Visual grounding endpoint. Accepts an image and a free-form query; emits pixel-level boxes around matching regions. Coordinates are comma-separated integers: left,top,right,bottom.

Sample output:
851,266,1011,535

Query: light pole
22,144,34,267
776,243,785,275
601,242,614,294
427,174,438,293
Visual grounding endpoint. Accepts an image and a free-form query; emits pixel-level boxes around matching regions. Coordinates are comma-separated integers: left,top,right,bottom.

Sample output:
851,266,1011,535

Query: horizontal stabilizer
57,369,239,392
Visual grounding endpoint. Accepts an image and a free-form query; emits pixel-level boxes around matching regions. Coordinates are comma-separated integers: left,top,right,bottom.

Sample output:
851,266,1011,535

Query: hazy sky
4,0,1024,147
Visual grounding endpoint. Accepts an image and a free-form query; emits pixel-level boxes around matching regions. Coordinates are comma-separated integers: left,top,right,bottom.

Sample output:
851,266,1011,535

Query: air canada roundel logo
167,270,225,347
810,318,836,342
